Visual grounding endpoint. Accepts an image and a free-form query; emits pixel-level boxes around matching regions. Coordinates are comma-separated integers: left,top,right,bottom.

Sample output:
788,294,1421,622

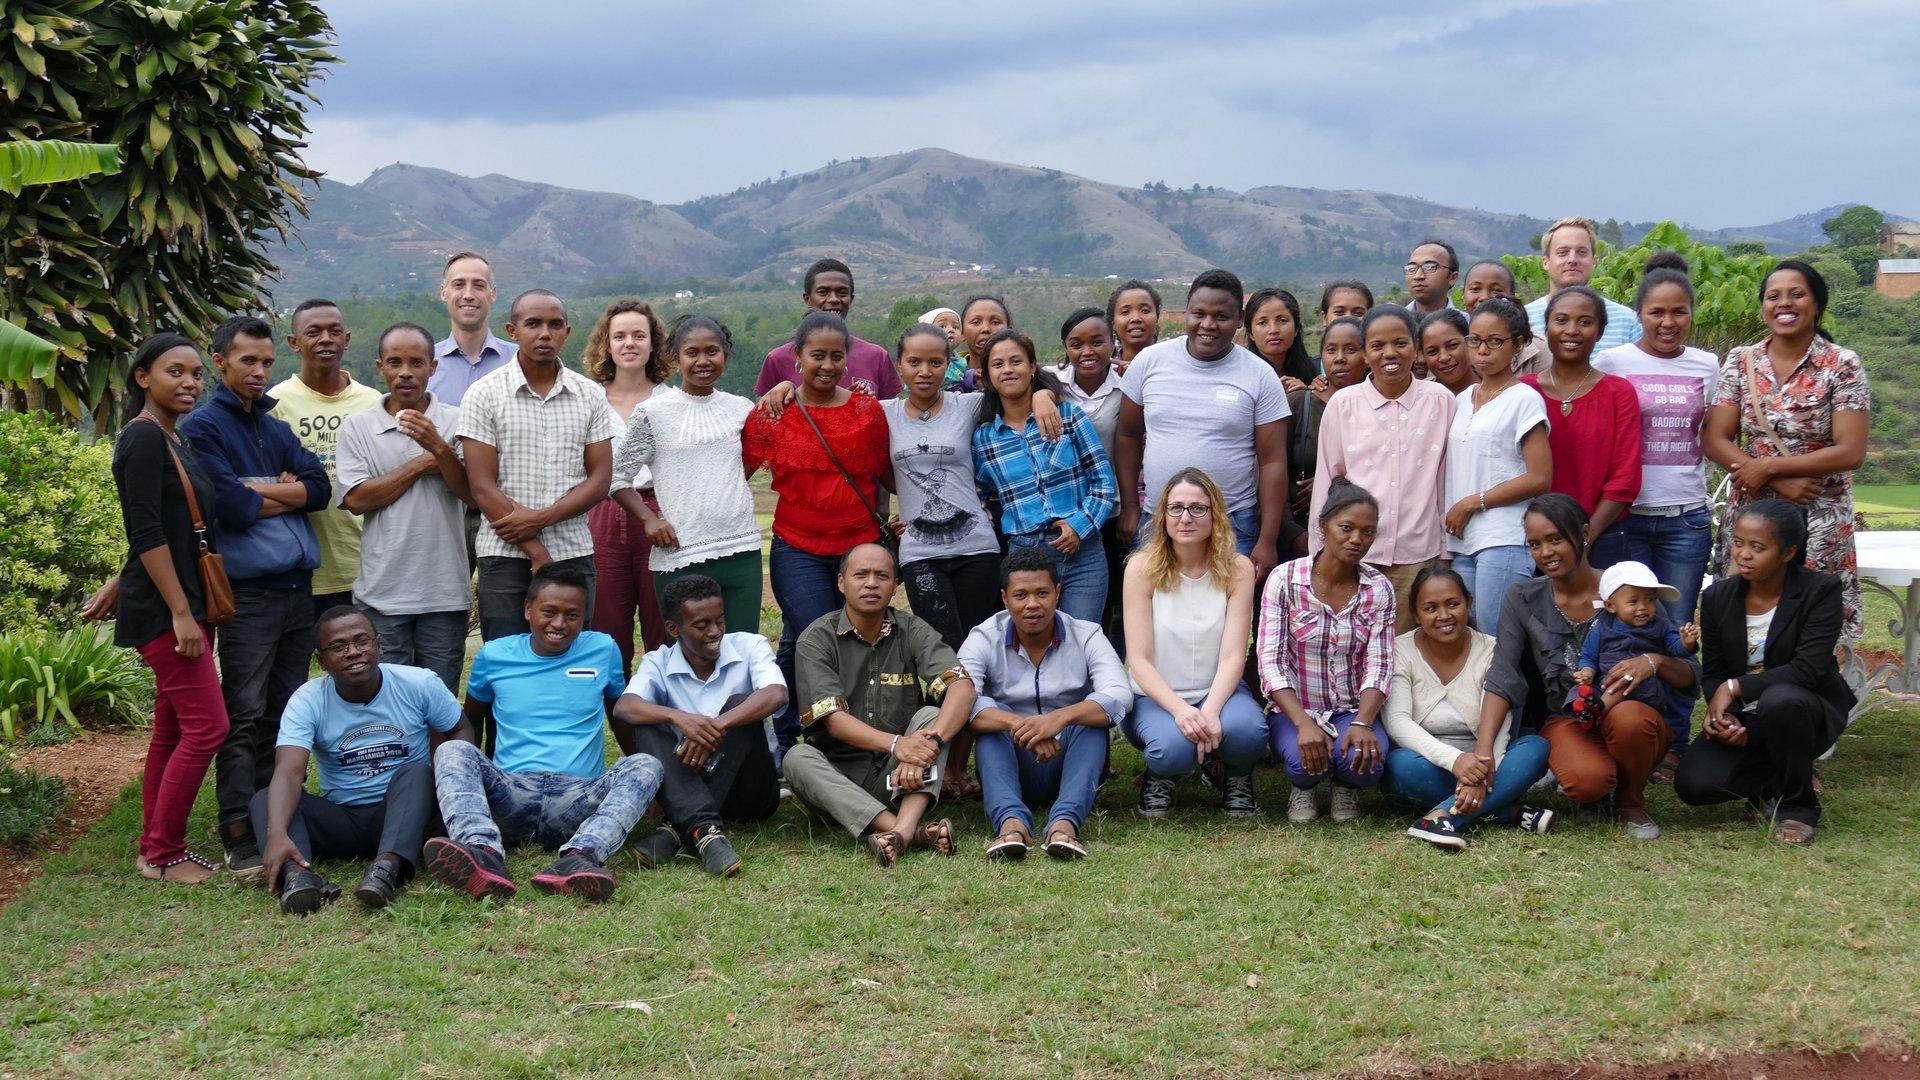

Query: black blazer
1698,563,1855,717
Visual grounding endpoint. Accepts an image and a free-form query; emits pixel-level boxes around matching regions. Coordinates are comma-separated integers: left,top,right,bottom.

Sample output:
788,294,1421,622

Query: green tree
0,140,121,387
1,1,337,427
1726,241,1769,258
883,294,941,347
1822,205,1885,249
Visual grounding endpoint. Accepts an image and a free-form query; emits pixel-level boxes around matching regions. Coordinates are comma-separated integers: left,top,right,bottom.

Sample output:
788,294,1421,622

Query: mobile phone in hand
885,763,940,793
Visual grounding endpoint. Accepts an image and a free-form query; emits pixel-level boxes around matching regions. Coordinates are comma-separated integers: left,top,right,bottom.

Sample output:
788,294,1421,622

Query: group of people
104,214,1869,912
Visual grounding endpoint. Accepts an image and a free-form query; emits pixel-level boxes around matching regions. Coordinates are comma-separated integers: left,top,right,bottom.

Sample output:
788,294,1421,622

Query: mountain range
262,147,1886,300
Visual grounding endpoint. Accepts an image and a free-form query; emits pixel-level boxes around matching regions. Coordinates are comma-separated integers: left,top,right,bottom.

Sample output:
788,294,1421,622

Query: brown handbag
139,417,235,627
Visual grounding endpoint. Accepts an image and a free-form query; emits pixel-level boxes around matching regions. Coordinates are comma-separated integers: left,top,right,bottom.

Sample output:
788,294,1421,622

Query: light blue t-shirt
277,664,462,806
466,631,624,777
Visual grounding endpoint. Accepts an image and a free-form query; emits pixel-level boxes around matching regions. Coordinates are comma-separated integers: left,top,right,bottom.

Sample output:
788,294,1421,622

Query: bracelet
927,731,946,750
888,734,900,757
1477,491,1488,512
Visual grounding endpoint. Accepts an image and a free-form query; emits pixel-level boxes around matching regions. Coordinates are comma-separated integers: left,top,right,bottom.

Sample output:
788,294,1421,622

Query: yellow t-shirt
269,374,384,596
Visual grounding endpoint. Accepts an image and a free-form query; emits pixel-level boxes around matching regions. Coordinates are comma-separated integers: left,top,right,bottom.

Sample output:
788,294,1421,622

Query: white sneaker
1330,785,1361,823
1286,786,1319,823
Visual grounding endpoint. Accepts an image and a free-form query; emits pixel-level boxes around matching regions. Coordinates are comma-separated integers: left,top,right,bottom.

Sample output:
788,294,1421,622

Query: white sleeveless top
1132,571,1227,701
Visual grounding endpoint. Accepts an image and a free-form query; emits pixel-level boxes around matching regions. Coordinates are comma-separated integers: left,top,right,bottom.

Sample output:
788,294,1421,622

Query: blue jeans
1451,544,1534,635
1006,531,1107,625
1379,734,1552,826
976,725,1109,833
1589,506,1713,752
432,740,663,864
1270,711,1391,789
1122,686,1267,779
1229,506,1260,558
769,536,845,763
361,606,468,694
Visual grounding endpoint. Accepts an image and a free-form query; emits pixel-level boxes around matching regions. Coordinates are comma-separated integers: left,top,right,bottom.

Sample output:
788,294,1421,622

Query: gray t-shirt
883,393,1000,564
1119,338,1291,513
335,396,470,616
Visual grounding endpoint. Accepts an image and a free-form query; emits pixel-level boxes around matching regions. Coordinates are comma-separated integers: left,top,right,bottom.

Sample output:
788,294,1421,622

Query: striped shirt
1256,555,1396,719
970,400,1116,542
456,362,614,562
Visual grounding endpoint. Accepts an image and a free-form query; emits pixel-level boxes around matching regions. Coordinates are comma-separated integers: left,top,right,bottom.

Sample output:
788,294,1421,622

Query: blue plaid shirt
971,400,1117,542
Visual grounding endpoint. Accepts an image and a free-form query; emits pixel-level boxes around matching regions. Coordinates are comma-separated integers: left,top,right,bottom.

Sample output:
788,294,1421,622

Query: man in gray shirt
958,549,1128,861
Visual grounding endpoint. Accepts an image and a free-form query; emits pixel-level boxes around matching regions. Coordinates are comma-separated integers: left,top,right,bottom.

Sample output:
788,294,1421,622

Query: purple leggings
1269,710,1390,789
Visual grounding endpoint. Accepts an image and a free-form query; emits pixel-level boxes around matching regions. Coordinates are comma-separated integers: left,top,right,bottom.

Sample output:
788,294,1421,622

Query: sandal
138,851,219,884
1649,751,1680,785
1771,819,1817,846
1043,825,1087,861
941,774,983,801
985,823,1031,861
865,829,908,868
916,818,957,857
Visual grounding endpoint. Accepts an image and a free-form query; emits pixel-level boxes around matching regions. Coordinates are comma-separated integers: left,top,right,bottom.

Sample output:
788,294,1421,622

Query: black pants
628,695,780,837
312,590,354,624
1673,683,1844,825
901,552,1002,651
215,584,314,839
248,760,438,872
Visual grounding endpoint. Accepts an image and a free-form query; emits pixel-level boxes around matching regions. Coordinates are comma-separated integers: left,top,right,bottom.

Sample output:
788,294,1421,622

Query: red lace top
743,391,890,556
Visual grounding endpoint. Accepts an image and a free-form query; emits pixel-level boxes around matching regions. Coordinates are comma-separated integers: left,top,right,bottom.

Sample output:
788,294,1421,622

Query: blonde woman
1121,468,1263,818
585,298,673,671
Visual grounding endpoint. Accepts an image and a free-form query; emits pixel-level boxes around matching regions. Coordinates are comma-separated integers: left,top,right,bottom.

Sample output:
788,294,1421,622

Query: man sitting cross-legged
617,574,786,878
782,543,977,867
424,564,663,902
959,549,1129,862
254,606,467,915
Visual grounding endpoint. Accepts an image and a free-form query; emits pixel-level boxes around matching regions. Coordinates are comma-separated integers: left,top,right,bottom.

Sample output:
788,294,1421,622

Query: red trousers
136,627,230,863
589,495,668,673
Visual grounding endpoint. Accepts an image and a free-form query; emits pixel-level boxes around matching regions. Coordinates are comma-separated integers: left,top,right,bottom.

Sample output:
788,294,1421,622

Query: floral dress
1711,336,1870,638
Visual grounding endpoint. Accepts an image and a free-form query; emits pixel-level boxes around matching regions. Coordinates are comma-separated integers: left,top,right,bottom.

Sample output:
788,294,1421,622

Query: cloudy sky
305,0,1916,228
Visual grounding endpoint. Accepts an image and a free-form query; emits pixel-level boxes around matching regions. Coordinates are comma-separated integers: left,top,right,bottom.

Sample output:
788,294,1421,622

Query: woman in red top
1521,286,1642,557
744,310,893,761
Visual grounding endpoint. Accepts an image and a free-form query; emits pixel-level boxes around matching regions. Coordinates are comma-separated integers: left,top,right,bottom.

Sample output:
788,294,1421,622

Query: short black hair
1464,259,1516,289
290,298,342,330
377,321,436,356
1318,280,1375,315
1000,547,1059,588
1361,303,1420,341
508,288,565,320
1105,280,1160,326
313,604,372,648
525,562,590,605
212,315,274,356
837,542,898,576
1187,268,1244,312
792,310,850,355
961,293,1011,327
660,573,723,624
1412,239,1458,272
803,258,853,295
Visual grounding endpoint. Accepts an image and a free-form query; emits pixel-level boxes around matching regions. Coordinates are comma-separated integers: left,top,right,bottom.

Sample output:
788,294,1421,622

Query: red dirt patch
1386,1047,1918,1079
0,728,148,907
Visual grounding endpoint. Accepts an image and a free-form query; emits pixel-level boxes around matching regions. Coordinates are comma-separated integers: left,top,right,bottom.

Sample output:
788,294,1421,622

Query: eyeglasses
319,634,375,658
1466,335,1515,350
1404,261,1451,275
1163,503,1212,519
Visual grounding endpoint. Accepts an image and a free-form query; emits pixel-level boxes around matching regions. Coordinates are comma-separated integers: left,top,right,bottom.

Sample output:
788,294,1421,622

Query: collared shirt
455,361,614,562
1525,294,1643,352
1406,298,1465,318
625,632,783,718
1309,377,1454,564
971,400,1116,541
335,395,470,615
1051,363,1127,459
428,332,517,406
1256,555,1396,719
956,610,1128,727
796,607,968,750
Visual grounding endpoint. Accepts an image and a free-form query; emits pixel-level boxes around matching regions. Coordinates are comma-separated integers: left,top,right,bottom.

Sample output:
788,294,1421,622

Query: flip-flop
941,774,983,801
985,828,1030,861
1649,752,1680,785
1771,819,1816,846
1043,827,1087,861
865,829,907,868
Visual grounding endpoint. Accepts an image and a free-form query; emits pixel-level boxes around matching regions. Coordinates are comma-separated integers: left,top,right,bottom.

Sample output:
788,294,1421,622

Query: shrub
0,412,122,633
0,627,151,742
0,760,69,849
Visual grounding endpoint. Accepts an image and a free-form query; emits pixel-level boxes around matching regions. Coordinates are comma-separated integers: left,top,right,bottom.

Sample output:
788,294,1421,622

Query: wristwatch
926,731,947,750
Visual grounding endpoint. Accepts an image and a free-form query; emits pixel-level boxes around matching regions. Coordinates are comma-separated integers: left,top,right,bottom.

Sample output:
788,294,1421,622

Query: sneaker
1221,775,1258,818
1286,785,1319,823
1330,785,1361,823
1514,806,1556,835
353,856,403,909
692,828,742,878
1407,814,1467,850
278,864,336,916
1624,815,1661,841
629,827,682,870
531,849,617,901
224,845,265,883
423,837,517,900
1136,777,1175,818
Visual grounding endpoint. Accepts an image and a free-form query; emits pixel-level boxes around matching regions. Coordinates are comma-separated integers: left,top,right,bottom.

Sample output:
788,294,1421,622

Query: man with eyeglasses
252,606,468,915
1403,240,1463,317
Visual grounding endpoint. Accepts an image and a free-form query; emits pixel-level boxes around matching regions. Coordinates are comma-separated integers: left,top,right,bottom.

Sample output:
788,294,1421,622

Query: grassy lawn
1854,483,1920,516
3,706,1918,1078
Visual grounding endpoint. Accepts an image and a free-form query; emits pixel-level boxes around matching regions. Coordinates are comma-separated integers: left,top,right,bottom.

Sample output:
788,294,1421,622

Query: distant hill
260,149,1902,301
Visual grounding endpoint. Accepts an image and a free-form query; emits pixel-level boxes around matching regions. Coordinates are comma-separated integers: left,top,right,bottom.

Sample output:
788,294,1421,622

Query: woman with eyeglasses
1443,299,1553,633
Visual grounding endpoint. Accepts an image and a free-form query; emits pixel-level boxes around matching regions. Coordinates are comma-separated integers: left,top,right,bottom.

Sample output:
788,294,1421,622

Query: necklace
1544,367,1596,416
913,398,939,421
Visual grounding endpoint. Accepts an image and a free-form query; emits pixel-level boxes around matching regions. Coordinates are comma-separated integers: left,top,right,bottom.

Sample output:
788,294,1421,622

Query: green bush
0,760,69,849
0,412,123,634
0,627,151,742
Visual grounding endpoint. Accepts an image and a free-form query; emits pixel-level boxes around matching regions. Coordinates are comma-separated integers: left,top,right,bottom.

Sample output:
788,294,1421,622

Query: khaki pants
784,706,949,838
1371,559,1441,634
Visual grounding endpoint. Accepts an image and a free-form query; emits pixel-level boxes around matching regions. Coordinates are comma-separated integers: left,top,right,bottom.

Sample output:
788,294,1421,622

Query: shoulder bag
792,401,899,558
136,417,235,627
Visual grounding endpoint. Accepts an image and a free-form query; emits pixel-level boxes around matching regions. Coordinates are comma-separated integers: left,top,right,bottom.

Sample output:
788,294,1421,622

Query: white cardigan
1383,629,1508,771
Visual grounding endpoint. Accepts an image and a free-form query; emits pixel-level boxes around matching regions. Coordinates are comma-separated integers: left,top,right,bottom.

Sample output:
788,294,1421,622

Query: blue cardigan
178,382,329,587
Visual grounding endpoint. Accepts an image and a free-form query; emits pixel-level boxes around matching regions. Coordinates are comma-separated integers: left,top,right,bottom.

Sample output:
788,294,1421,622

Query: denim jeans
1451,544,1535,635
215,584,314,835
1228,506,1260,558
769,536,845,762
1122,686,1267,779
362,606,469,694
1379,734,1552,826
976,725,1109,833
1006,531,1107,625
1588,506,1714,752
432,740,663,864
475,554,596,642
1270,710,1391,789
